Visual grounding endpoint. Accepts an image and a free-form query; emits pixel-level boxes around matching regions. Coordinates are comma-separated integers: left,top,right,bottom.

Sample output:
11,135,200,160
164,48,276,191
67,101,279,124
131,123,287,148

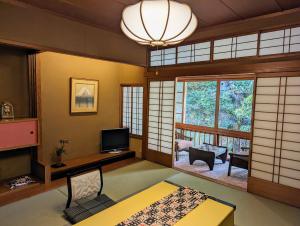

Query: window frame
175,77,255,144
120,84,144,138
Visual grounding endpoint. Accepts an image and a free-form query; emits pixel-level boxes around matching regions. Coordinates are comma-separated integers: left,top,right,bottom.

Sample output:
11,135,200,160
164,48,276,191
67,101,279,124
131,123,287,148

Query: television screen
101,128,129,152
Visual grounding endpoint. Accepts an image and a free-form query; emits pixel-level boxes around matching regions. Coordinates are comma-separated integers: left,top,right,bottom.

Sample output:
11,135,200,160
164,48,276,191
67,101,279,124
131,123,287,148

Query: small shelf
0,175,42,200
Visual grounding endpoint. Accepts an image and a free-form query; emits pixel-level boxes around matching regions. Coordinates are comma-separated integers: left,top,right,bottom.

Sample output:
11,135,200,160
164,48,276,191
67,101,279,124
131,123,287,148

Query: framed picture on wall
70,78,99,114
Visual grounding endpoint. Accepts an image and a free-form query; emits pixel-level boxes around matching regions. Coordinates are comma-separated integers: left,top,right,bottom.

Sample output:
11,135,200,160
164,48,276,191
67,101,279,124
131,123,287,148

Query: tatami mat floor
0,161,299,226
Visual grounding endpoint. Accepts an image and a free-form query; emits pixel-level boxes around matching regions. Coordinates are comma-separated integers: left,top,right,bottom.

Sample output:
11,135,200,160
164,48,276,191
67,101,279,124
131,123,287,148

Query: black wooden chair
64,164,115,224
228,147,249,176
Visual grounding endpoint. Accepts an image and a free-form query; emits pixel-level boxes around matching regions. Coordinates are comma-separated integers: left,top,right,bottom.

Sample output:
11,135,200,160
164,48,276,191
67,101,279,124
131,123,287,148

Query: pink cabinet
0,119,38,151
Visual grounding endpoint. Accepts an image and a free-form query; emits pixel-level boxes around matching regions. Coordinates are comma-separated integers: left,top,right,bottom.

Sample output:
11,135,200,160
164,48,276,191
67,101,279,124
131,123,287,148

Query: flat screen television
101,128,129,152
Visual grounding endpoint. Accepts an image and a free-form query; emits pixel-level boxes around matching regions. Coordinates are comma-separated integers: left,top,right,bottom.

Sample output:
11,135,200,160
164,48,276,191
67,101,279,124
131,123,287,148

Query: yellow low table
75,181,235,226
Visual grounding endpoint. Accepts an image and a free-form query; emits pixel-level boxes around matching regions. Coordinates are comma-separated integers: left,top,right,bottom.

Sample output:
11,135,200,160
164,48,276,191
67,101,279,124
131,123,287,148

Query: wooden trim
35,54,44,164
142,77,149,159
146,149,172,168
176,123,252,140
0,144,39,153
248,176,300,208
248,75,257,177
177,73,255,81
182,81,187,123
0,118,38,124
119,85,123,129
214,80,221,145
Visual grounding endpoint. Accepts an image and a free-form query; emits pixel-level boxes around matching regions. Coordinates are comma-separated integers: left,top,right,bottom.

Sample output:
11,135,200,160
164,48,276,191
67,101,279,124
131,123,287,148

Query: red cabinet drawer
0,119,38,150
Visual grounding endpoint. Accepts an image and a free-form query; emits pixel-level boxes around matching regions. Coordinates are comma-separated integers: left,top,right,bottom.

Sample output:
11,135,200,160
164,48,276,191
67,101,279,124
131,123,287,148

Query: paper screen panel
252,77,282,182
122,87,132,129
252,76,300,189
259,26,300,56
132,87,143,135
214,34,257,60
147,80,175,154
148,82,161,151
150,48,176,66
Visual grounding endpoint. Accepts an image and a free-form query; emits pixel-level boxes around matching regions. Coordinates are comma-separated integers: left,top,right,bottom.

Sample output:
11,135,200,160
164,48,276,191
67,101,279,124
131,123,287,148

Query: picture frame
70,78,99,114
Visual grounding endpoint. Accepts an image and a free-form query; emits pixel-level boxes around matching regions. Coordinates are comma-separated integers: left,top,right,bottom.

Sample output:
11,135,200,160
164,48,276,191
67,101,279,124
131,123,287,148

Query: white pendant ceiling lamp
121,0,198,46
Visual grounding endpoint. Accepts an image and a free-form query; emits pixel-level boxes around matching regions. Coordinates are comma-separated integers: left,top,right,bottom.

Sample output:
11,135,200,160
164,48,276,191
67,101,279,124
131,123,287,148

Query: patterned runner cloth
117,186,207,226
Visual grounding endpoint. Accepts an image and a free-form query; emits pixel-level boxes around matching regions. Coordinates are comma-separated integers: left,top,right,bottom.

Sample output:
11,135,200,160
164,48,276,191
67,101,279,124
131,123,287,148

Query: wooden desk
51,151,135,180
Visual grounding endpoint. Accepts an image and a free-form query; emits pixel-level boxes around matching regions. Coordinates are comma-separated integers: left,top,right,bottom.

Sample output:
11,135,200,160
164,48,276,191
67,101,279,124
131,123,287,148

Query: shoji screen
148,80,175,154
213,34,258,60
122,86,132,129
132,87,143,136
252,76,300,189
122,86,143,136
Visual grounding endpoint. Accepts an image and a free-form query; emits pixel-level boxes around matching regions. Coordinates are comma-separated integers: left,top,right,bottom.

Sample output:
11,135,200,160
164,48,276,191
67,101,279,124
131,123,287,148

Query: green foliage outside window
218,80,254,132
185,81,217,127
177,80,253,133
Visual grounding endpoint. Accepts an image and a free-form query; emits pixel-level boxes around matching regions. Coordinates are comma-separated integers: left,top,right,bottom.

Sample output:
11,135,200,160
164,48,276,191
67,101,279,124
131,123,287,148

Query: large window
176,79,253,132
175,78,254,152
218,80,254,132
121,85,143,136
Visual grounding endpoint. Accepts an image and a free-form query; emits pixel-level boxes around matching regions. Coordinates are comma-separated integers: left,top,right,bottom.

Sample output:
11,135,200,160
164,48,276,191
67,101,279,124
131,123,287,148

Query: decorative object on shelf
121,0,198,46
1,102,14,119
52,139,69,168
7,175,35,190
70,78,99,114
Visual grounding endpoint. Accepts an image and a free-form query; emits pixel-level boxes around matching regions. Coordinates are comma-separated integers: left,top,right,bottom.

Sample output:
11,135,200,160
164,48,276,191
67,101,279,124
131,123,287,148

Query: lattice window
213,34,258,60
122,85,143,136
252,76,300,189
259,26,300,56
177,41,211,64
150,48,176,67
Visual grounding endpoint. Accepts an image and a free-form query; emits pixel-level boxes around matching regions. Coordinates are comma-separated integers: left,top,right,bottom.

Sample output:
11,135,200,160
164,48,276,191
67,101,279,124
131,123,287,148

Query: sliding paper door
147,80,175,166
249,75,300,207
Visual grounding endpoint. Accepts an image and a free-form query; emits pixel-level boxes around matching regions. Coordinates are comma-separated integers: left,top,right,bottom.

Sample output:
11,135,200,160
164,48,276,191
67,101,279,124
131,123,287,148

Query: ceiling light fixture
121,0,198,47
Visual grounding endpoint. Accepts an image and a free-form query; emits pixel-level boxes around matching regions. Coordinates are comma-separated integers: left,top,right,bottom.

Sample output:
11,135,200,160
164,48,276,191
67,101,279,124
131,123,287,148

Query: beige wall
39,52,145,164
0,2,146,66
